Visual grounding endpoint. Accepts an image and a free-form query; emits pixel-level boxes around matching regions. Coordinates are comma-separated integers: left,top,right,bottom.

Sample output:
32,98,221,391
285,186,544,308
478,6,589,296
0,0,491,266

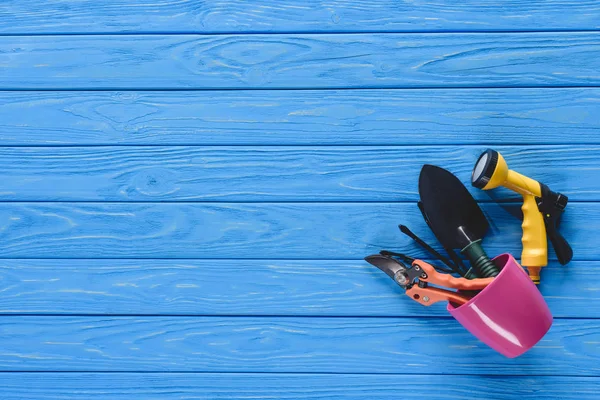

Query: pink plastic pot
447,253,552,358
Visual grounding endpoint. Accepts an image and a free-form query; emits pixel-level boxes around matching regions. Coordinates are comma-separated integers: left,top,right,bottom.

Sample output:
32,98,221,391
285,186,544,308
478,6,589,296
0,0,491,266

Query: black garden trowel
418,165,500,278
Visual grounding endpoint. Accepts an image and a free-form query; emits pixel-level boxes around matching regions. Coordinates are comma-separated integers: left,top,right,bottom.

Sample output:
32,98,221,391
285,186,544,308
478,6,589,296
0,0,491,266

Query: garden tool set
365,149,572,358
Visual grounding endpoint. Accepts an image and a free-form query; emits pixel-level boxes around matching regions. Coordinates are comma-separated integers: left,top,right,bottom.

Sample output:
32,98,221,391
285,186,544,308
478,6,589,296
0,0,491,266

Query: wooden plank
0,316,598,374
3,1,600,34
0,259,593,318
0,373,598,400
0,145,596,202
0,202,589,259
3,33,600,89
2,89,599,146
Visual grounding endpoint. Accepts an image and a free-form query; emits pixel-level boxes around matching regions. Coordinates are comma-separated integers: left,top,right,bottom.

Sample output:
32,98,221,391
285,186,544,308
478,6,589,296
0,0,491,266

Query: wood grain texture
2,1,599,394
0,202,590,259
3,33,600,89
0,260,593,318
1,316,598,374
3,1,600,34
1,373,598,400
2,89,600,146
0,145,597,202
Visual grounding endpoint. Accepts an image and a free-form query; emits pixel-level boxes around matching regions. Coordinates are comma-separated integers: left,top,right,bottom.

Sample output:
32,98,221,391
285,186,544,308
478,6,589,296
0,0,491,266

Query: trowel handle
460,240,500,278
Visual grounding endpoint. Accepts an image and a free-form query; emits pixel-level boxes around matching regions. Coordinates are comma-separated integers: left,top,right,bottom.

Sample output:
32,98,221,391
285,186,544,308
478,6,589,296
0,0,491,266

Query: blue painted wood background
1,1,599,398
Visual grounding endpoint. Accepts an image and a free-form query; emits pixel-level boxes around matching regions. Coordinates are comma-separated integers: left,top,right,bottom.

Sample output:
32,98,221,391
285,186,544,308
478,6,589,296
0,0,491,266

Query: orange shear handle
406,286,470,307
413,260,494,290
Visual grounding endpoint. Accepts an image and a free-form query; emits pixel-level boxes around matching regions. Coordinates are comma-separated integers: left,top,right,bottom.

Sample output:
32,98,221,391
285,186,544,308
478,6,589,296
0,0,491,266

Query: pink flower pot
447,253,552,358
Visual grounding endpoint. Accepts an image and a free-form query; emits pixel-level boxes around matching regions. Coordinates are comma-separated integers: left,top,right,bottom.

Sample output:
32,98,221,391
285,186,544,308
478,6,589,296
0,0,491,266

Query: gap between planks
0,314,594,320
3,29,600,36
0,371,599,377
4,85,600,91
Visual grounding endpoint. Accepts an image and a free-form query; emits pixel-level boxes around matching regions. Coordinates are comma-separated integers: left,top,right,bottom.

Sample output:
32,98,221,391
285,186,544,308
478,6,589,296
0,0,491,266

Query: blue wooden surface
1,2,599,399
3,33,600,90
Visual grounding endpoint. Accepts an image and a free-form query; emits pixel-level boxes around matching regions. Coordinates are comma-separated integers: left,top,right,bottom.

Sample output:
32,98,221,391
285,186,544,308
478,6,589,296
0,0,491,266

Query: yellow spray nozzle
472,150,541,197
471,149,572,284
471,149,508,190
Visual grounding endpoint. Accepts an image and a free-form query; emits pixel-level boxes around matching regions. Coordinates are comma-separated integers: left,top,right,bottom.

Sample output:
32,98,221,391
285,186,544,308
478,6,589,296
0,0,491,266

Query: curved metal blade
365,254,410,287
418,164,489,249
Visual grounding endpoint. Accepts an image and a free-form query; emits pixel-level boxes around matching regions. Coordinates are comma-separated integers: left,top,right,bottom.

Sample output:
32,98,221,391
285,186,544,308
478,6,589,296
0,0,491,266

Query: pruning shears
365,253,494,307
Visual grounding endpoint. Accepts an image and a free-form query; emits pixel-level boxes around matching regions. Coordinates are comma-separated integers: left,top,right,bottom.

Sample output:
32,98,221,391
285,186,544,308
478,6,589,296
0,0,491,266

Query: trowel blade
418,165,489,250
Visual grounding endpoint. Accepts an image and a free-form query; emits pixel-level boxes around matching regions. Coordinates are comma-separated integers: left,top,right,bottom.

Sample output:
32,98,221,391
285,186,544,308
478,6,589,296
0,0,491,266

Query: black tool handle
544,214,573,265
538,184,573,266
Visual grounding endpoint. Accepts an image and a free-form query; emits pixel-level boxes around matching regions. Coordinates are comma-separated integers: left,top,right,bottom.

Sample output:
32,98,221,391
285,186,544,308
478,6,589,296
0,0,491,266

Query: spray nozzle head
472,149,507,190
